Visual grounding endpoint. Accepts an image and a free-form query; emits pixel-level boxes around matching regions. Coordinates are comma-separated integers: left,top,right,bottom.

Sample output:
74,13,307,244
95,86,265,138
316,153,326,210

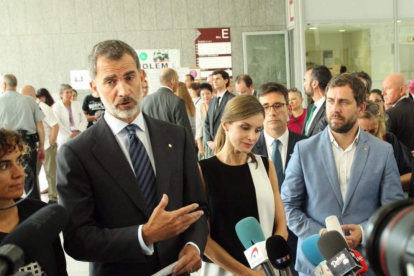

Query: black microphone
266,235,293,276
318,231,359,276
0,204,69,276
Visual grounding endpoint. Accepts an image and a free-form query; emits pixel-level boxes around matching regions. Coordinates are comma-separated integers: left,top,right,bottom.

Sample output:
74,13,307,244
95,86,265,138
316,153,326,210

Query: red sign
195,28,232,79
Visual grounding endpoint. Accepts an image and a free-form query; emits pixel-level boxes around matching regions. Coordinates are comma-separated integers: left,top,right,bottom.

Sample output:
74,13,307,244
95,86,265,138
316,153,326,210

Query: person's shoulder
289,131,307,142
18,198,47,215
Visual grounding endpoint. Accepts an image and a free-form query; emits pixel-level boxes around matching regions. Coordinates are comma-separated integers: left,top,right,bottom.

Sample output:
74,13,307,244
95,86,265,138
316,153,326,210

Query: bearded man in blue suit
281,74,404,276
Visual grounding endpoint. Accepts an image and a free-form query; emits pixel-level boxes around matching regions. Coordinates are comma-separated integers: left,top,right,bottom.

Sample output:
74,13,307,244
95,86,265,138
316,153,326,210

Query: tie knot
125,124,138,136
273,139,281,147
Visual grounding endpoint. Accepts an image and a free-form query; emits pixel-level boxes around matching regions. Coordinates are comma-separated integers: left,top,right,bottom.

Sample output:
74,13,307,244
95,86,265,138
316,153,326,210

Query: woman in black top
0,128,67,275
198,96,287,276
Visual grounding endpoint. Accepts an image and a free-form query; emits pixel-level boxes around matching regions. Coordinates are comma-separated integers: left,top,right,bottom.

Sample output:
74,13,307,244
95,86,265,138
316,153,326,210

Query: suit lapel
213,91,228,122
91,119,150,218
144,115,174,201
286,131,296,170
302,104,313,135
308,102,325,135
255,131,268,157
343,129,369,211
320,129,344,208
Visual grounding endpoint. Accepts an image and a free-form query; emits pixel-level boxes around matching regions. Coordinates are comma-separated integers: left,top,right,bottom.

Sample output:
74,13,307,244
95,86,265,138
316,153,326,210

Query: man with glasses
253,82,307,276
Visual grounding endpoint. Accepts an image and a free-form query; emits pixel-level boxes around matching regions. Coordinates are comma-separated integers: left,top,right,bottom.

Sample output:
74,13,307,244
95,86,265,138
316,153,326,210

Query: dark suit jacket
252,129,307,276
302,101,326,137
385,97,414,150
57,114,208,276
141,87,193,139
204,91,235,142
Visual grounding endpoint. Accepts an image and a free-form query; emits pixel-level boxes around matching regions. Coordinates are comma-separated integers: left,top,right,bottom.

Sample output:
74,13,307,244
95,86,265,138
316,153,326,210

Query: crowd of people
0,39,413,276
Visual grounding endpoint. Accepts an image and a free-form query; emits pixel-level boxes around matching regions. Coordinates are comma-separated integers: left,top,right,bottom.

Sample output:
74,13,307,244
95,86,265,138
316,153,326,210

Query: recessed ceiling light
309,27,317,30
397,20,402,23
339,30,346,32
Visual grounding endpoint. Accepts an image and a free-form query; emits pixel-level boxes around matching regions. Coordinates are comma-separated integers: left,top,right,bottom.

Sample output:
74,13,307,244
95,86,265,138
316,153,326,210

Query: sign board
195,28,232,79
135,49,180,70
70,70,91,90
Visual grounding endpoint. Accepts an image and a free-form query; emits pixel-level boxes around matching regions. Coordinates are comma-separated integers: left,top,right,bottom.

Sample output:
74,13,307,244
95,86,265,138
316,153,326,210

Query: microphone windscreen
266,235,291,269
325,215,345,238
301,234,325,267
235,217,265,249
0,204,69,264
317,230,349,261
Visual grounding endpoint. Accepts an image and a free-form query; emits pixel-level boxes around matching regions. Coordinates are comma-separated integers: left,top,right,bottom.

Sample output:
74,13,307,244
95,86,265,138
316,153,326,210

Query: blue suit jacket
281,127,404,275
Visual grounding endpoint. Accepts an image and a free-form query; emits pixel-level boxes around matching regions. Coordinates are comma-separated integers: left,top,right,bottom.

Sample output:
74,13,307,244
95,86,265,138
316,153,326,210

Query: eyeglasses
263,103,286,113
366,103,380,115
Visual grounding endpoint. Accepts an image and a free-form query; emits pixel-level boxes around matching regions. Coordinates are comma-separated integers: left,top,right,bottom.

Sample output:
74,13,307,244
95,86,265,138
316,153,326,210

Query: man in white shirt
302,66,332,136
281,74,404,275
20,85,59,204
57,40,208,276
252,82,306,276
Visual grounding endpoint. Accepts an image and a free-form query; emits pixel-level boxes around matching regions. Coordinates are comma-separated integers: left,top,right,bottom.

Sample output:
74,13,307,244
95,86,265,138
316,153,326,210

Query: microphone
0,204,69,276
325,216,345,239
317,231,360,276
301,234,332,276
235,217,275,276
266,235,292,276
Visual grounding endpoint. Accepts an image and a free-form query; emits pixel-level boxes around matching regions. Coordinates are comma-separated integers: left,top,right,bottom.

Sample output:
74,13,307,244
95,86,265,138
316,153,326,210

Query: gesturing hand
342,224,362,249
142,194,204,245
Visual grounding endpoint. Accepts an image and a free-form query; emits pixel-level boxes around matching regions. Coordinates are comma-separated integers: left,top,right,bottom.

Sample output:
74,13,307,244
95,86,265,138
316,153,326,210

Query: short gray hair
2,74,17,87
59,84,72,95
88,40,141,80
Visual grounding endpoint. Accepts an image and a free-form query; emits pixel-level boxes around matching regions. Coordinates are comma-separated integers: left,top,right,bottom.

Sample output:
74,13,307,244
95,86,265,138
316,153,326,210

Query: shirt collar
328,126,360,151
159,85,173,93
217,90,228,98
264,128,289,148
314,96,326,108
104,111,146,136
392,95,409,107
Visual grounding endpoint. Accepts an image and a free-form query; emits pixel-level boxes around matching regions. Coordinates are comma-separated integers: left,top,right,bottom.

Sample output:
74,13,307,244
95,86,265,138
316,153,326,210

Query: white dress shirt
264,128,289,173
305,97,325,134
38,101,59,150
104,111,199,255
326,127,365,242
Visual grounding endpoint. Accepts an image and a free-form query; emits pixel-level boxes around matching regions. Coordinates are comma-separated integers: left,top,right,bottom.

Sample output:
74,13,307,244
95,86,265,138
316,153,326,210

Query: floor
38,167,201,276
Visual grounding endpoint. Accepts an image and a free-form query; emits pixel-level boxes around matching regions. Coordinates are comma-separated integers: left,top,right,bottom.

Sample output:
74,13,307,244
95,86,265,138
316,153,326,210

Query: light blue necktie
271,140,284,189
125,124,157,212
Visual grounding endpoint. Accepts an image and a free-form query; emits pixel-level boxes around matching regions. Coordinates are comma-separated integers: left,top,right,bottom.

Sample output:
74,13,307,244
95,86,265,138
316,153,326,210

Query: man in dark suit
383,73,414,151
302,65,332,137
235,74,257,96
204,70,235,152
252,82,306,276
141,68,193,138
57,40,208,276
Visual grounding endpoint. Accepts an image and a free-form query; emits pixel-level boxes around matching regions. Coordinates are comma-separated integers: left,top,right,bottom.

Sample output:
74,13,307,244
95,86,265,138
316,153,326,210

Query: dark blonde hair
0,129,29,159
359,100,386,139
214,95,265,165
177,82,195,117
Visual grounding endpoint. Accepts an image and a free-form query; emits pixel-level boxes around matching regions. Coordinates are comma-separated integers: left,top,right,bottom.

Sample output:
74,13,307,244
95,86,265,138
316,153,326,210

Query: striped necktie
125,124,157,212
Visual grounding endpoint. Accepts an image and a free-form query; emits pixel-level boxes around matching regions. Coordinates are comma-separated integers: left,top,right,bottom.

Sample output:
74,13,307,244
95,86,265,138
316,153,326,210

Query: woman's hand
199,149,205,156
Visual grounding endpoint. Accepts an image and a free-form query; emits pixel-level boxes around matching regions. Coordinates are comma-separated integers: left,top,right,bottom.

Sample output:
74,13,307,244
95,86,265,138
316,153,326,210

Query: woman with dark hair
196,83,213,160
358,100,413,191
176,82,196,137
369,89,386,114
36,88,55,107
199,95,287,276
0,128,67,275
